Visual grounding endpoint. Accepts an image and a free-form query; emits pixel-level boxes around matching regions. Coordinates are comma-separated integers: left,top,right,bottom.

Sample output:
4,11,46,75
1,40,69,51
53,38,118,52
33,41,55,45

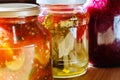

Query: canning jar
0,3,52,80
37,0,90,78
88,0,120,67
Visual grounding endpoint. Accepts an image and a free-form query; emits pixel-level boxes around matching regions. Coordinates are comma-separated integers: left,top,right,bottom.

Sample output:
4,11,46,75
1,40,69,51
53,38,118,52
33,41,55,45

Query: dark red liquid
88,0,120,67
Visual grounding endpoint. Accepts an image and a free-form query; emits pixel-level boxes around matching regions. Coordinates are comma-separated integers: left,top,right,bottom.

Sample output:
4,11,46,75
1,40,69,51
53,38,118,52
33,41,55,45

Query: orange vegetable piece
77,25,86,41
0,43,13,66
35,42,50,67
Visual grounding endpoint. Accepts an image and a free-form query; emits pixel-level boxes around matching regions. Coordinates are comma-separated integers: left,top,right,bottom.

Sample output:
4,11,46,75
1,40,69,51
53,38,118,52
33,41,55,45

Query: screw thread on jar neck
0,16,38,24
40,4,86,14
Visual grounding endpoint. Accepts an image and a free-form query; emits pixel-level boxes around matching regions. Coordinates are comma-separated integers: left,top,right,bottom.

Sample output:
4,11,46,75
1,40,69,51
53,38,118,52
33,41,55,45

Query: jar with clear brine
37,0,90,78
0,3,52,80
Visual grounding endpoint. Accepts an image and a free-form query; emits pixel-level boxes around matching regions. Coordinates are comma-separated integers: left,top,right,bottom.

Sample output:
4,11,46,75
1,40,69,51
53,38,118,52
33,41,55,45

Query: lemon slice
5,52,25,71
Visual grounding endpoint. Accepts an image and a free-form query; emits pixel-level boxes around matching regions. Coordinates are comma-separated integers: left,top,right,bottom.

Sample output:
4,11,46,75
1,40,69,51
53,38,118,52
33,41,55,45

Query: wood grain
54,67,120,80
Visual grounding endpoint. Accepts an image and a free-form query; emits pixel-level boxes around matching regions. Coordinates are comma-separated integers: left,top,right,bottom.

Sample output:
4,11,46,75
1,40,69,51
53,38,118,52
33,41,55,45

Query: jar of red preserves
37,0,90,78
88,0,120,67
0,3,52,80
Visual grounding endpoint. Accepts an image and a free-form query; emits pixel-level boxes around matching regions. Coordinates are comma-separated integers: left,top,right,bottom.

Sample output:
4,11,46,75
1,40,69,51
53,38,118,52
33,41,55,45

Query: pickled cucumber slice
58,32,75,58
5,52,25,71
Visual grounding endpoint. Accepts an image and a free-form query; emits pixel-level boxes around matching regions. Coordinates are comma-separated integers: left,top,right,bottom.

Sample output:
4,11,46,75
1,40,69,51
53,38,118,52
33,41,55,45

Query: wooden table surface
54,66,120,80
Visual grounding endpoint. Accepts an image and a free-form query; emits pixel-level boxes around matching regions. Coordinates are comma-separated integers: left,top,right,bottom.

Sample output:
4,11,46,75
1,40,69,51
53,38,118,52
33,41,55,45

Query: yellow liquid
51,26,88,78
42,12,89,78
53,63,88,78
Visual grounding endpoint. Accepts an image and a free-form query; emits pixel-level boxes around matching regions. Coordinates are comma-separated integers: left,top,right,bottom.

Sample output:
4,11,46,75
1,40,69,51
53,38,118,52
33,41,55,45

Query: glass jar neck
0,16,38,24
40,4,85,14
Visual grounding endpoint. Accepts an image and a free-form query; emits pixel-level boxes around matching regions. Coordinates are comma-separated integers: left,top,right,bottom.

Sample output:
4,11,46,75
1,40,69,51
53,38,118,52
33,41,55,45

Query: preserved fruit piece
5,51,25,70
0,43,13,64
29,59,52,80
35,41,51,66
0,27,13,67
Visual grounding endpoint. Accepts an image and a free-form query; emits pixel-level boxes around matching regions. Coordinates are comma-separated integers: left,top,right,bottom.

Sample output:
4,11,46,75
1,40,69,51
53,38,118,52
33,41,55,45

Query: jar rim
37,0,86,5
0,3,39,18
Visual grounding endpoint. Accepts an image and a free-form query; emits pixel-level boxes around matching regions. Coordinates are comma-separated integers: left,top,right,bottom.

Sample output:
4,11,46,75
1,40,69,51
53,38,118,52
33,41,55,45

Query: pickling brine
37,0,90,78
0,3,53,80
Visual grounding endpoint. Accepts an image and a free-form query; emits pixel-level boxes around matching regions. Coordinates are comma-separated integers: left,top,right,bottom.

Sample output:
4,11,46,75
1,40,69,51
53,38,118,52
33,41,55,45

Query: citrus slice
5,52,25,71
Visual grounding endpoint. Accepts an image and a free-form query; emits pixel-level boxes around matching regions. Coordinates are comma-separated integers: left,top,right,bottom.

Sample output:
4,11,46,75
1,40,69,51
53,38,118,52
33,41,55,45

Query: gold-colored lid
0,3,39,18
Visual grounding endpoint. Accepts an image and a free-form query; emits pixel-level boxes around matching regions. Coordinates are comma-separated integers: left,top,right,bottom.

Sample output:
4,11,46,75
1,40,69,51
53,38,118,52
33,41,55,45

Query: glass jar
37,0,90,78
0,3,52,80
88,0,120,67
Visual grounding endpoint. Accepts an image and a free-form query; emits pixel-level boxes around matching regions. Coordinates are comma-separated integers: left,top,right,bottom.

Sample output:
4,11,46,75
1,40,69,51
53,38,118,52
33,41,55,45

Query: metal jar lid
37,0,86,5
0,3,39,18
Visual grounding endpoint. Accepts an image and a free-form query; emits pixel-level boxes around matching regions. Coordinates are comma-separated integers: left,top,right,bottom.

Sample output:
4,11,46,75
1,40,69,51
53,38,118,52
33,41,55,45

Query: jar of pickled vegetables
37,0,90,78
88,0,120,67
0,3,52,80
